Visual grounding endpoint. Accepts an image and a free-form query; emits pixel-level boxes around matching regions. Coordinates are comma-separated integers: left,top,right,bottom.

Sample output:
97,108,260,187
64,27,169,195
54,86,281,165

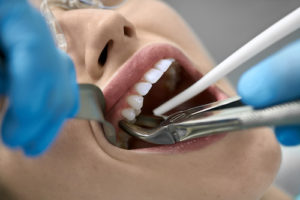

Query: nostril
123,26,133,37
98,40,113,66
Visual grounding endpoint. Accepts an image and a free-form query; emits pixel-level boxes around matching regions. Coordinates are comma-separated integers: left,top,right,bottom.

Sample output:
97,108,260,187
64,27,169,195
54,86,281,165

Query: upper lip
102,43,202,113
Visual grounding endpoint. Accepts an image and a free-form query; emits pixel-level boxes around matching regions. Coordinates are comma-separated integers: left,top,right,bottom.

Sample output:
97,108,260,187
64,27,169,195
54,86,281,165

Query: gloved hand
238,39,300,146
0,0,79,156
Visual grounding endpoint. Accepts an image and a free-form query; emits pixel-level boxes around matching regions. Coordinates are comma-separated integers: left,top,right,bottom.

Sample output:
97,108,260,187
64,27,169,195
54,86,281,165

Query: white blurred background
163,0,300,196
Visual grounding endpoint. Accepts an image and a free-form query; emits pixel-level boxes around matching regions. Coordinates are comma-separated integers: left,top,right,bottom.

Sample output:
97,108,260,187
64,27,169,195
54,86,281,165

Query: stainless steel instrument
119,96,300,144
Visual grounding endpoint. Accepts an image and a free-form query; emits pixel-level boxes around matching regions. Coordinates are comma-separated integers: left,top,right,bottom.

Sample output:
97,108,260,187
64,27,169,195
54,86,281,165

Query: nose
85,11,137,79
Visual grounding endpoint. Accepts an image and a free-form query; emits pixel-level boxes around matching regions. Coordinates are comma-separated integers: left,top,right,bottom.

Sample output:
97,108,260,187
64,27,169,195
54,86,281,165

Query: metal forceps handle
240,100,300,127
75,84,116,145
170,99,300,142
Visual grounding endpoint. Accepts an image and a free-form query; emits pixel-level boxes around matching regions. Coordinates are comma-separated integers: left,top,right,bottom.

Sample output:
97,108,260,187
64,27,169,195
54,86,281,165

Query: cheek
196,128,281,200
51,120,99,155
104,128,281,200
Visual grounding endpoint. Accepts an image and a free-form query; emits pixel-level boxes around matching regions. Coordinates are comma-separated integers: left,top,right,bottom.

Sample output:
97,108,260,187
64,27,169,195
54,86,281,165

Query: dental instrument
75,84,116,145
120,97,300,145
153,7,300,116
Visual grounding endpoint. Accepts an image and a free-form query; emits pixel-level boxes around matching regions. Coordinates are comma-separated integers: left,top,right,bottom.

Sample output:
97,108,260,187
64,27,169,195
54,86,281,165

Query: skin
0,0,285,199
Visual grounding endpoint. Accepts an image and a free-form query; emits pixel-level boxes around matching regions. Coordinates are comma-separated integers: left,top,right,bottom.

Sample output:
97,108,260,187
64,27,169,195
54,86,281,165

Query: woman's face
0,0,281,199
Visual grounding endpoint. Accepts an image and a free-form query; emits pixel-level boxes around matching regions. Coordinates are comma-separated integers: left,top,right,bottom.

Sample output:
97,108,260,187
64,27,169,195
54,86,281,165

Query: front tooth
135,82,152,96
127,95,143,110
121,108,136,121
155,58,175,72
144,69,163,84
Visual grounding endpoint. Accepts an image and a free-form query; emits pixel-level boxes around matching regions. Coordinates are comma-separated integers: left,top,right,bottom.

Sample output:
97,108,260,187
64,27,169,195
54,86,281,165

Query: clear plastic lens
75,0,125,9
46,0,126,9
43,0,125,9
99,0,125,7
40,1,68,50
40,0,126,50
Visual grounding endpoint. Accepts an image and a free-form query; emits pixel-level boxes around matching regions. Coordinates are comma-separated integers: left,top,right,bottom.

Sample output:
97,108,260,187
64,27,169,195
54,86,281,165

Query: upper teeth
127,95,143,110
121,58,175,121
121,108,136,121
144,69,164,84
135,82,152,96
155,59,174,72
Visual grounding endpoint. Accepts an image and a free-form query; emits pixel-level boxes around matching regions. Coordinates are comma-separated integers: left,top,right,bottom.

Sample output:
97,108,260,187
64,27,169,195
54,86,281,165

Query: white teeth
121,108,136,121
155,58,175,72
144,68,164,84
127,95,143,110
135,82,152,96
122,58,176,121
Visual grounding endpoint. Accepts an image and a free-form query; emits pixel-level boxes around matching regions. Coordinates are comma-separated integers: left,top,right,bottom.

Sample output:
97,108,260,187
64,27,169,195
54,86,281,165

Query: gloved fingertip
23,137,54,157
1,112,20,148
237,65,274,108
0,83,6,95
23,138,50,157
68,97,79,118
1,134,19,149
239,40,300,108
23,146,45,157
0,59,7,95
275,126,300,146
54,48,79,118
23,118,64,157
57,48,71,60
67,82,80,118
1,107,43,148
1,135,20,149
22,130,56,157
65,55,79,118
57,48,75,72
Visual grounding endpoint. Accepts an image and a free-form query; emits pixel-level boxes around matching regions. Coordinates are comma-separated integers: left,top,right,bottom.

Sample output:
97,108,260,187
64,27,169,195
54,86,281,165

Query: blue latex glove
238,39,300,146
0,0,79,156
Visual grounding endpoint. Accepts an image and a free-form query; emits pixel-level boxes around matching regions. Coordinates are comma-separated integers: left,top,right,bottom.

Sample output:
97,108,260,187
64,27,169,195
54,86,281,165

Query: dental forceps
119,97,300,145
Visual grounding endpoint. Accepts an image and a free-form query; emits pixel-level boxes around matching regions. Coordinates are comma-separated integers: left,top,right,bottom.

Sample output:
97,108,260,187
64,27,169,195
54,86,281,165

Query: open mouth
103,44,227,150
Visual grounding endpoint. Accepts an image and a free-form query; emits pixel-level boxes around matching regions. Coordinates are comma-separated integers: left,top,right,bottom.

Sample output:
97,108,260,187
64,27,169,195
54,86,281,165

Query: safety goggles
44,0,126,9
40,0,126,50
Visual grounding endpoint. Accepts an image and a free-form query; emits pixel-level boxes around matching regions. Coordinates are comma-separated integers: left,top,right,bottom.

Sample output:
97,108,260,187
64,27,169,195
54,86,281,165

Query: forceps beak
119,120,176,145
